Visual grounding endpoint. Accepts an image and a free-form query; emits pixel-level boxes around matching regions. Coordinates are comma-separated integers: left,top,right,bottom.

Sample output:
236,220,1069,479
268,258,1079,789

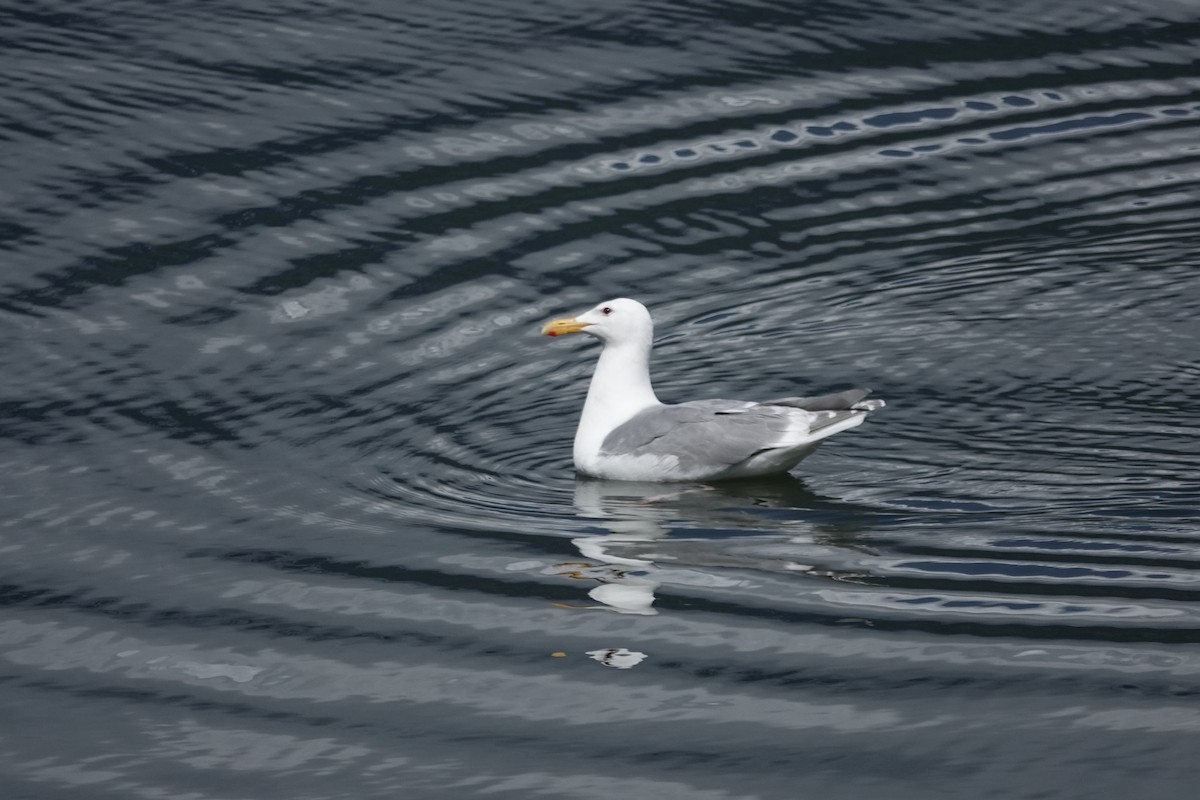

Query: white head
541,298,653,347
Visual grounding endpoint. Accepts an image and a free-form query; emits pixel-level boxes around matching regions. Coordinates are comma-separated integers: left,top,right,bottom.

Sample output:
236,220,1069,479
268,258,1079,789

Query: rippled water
3,0,1199,797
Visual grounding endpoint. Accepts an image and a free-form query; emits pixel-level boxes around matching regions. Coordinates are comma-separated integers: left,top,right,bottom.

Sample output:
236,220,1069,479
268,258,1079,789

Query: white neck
573,336,660,462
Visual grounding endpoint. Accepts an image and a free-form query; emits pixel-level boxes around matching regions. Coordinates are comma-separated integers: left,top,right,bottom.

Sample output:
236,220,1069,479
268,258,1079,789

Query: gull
541,298,884,481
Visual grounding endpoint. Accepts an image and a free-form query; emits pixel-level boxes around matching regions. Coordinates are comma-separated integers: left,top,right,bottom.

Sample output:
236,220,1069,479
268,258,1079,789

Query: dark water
3,0,1200,797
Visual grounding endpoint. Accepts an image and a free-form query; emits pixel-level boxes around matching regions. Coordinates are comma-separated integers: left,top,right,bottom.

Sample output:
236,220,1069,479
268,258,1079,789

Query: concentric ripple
1,0,1199,798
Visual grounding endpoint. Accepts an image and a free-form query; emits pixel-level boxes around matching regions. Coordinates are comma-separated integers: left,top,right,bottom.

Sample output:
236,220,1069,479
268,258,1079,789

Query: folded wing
600,389,883,474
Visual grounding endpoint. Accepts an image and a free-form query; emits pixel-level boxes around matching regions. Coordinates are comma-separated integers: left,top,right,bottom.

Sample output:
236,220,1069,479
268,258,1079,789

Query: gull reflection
586,647,648,669
557,480,708,616
557,475,880,615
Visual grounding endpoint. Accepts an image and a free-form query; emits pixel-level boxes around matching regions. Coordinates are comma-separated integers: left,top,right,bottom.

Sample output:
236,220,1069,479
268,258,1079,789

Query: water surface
2,1,1199,798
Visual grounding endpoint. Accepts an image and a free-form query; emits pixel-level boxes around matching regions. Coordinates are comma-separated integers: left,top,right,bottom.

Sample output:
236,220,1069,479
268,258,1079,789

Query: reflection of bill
586,647,648,669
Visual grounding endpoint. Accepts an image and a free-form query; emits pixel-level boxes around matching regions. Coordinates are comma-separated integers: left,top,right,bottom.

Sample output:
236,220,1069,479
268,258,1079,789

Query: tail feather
764,388,883,412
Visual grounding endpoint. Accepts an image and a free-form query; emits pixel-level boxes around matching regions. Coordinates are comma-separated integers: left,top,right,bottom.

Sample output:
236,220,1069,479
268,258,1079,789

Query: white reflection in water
583,578,658,615
562,479,739,616
586,647,648,669
563,477,856,615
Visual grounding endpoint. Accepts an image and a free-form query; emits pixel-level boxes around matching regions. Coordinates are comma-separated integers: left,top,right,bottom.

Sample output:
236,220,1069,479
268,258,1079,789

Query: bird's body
542,298,883,482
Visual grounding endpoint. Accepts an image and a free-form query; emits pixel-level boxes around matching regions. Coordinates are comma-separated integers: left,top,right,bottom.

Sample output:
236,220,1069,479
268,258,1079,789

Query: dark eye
602,307,613,316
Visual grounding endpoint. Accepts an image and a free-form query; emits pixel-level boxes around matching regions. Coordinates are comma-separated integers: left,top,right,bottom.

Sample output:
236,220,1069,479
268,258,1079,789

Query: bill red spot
548,331,558,336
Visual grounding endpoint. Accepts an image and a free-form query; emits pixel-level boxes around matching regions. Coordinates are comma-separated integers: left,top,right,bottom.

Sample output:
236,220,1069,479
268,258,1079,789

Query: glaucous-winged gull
541,298,884,481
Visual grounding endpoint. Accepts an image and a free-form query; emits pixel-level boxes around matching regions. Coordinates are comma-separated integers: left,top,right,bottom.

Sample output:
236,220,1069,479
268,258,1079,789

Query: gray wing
600,399,810,472
600,389,885,472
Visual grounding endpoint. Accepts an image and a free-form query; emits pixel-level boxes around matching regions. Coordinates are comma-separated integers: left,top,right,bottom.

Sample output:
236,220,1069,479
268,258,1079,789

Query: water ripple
3,0,1200,797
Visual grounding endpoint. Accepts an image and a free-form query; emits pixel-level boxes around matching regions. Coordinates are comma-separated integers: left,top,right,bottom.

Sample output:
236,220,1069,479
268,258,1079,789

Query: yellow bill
541,317,589,336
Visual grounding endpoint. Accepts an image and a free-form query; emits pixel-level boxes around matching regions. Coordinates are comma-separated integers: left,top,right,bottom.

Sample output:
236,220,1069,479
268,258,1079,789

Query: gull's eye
602,306,613,316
